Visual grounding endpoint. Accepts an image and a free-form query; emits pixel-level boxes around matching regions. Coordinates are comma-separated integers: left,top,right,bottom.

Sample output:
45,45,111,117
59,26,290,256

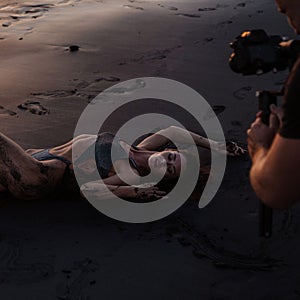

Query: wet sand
1,0,300,299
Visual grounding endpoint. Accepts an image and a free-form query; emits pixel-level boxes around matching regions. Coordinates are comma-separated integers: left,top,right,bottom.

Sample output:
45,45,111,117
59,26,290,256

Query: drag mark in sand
0,239,54,284
56,258,100,300
170,218,281,271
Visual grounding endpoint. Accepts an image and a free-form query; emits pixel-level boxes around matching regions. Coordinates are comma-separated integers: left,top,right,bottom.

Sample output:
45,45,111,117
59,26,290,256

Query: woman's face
148,150,187,180
276,0,300,34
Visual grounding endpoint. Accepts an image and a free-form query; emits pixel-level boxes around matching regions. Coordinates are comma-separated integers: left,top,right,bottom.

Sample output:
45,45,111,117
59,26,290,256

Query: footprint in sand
175,13,201,18
158,4,178,11
216,4,230,9
219,20,233,27
95,76,120,82
231,120,242,127
203,105,226,120
0,106,17,116
123,5,144,10
75,81,89,89
198,7,217,11
2,22,11,27
132,45,182,62
233,86,252,100
104,78,145,95
234,2,246,9
18,101,49,115
195,37,215,46
128,0,146,2
76,92,98,101
31,89,77,98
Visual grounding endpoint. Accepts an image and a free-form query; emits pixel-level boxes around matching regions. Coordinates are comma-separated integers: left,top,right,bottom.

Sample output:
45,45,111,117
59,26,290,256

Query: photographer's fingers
270,104,283,123
250,117,263,129
256,110,263,118
269,112,280,131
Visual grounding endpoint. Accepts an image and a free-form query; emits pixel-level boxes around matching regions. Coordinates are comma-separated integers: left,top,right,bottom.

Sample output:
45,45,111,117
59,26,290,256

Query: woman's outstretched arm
136,126,212,149
81,181,165,200
137,126,246,156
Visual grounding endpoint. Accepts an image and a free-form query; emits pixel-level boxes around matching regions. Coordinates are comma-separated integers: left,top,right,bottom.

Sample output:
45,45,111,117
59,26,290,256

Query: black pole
257,91,277,237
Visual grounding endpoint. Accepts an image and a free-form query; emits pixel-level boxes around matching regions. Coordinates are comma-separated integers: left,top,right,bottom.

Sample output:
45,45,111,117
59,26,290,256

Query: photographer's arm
248,108,300,209
249,135,300,209
249,56,300,209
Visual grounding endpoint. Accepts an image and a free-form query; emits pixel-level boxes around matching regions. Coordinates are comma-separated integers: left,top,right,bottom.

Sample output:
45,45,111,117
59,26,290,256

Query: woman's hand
134,185,167,201
270,104,283,126
247,107,280,160
214,141,247,156
225,141,247,156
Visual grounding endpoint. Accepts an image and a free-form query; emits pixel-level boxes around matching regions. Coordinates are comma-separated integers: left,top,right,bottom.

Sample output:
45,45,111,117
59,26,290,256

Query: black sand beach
1,0,300,299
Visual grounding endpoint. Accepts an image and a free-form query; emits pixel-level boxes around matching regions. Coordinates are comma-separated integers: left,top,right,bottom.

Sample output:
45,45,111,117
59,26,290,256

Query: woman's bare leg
0,133,59,199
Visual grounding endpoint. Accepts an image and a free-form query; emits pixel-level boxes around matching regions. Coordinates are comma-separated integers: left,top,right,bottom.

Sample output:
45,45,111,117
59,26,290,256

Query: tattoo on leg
39,164,49,176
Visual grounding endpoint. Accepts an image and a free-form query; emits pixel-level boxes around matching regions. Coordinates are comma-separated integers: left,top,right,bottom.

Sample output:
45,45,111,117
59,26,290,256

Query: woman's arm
138,126,246,155
81,181,136,199
80,181,166,200
81,172,166,200
137,126,222,151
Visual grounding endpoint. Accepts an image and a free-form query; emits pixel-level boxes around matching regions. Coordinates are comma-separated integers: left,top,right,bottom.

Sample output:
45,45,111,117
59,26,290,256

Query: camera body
229,29,300,75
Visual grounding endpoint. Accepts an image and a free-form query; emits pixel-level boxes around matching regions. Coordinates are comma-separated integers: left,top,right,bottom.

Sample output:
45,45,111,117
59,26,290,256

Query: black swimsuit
31,133,141,181
31,149,72,167
31,149,73,184
94,132,141,179
31,131,179,182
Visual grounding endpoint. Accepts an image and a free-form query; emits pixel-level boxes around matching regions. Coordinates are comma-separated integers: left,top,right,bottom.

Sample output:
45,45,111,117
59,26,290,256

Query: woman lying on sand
0,126,245,200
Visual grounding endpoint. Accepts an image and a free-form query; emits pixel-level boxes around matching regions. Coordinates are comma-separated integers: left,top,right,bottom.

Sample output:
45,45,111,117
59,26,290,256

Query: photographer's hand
270,104,283,126
247,108,280,160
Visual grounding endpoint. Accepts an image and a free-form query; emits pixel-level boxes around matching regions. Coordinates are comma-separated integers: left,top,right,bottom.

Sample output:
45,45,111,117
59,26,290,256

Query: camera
229,29,300,75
